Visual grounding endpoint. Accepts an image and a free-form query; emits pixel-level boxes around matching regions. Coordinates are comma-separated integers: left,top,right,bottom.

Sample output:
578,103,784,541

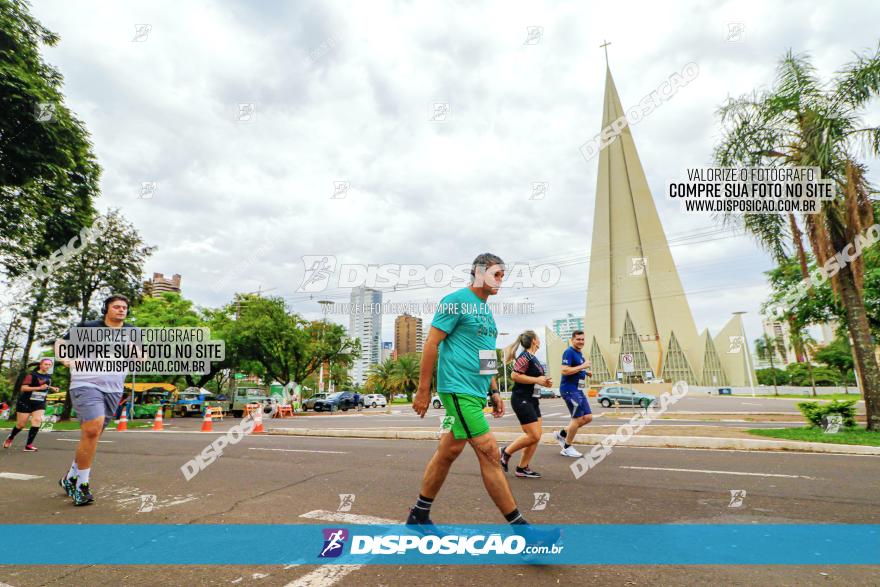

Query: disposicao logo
319,528,348,558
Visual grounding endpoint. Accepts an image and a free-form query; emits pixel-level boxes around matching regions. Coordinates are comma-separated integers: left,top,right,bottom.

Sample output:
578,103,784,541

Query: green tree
51,209,154,323
715,46,880,428
390,353,420,402
232,295,357,388
756,367,789,386
755,334,781,395
813,336,856,393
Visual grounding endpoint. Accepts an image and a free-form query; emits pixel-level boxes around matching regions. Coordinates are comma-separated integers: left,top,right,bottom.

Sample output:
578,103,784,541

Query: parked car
645,378,665,384
301,393,327,411
539,388,561,399
597,386,656,408
363,394,387,408
313,391,363,412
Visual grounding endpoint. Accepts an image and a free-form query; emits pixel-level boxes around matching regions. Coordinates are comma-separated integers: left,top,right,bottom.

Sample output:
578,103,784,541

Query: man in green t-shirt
409,253,528,525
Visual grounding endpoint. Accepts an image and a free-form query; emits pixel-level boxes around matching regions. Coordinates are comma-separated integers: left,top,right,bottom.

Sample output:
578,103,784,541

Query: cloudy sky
35,0,880,352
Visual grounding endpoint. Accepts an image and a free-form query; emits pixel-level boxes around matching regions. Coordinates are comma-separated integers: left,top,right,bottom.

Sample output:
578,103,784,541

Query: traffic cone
116,410,128,432
152,408,164,431
200,407,213,432
251,408,265,434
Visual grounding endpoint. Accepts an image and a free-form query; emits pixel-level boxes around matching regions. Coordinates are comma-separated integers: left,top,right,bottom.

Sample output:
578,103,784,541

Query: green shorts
439,392,490,440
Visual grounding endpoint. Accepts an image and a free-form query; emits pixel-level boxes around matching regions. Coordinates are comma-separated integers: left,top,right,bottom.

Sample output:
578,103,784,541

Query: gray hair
470,252,505,282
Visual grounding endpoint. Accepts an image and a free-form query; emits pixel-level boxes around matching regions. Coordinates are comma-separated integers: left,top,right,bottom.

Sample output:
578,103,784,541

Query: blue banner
0,524,876,565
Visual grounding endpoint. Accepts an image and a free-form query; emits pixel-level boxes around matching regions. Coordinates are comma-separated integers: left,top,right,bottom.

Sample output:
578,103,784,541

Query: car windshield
328,392,344,399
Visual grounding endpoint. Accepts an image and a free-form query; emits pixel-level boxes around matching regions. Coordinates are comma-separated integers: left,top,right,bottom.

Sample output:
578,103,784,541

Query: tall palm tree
755,334,780,395
366,359,394,402
390,353,421,402
715,47,880,429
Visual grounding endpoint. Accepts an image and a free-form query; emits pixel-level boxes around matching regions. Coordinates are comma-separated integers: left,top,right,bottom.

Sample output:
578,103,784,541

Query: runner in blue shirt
554,330,593,457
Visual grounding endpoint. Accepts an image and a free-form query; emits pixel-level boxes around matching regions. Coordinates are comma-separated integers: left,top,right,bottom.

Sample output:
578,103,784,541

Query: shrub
796,399,858,428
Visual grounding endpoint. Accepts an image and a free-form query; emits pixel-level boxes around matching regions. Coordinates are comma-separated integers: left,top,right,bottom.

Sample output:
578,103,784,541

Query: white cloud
33,0,880,347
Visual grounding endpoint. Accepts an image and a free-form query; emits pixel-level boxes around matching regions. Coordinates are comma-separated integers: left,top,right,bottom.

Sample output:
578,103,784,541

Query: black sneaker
515,466,542,479
406,507,433,525
73,483,94,506
59,475,77,497
499,447,511,473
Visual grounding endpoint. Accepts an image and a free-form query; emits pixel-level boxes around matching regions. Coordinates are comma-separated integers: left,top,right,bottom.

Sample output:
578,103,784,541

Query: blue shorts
71,386,122,424
561,389,591,418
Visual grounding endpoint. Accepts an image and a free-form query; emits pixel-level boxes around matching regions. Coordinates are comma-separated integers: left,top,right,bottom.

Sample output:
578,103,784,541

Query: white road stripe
299,510,400,525
0,472,43,480
248,448,347,455
285,510,402,587
620,465,816,479
56,438,113,443
284,564,364,587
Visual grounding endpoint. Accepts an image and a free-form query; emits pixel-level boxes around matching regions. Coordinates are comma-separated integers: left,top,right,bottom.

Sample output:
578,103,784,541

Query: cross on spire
600,39,611,66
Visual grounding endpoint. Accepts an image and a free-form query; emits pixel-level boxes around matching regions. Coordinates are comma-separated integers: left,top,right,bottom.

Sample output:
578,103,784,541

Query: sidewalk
268,426,880,456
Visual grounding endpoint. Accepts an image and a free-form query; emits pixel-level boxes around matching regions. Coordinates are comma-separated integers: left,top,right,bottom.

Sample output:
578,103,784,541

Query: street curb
267,428,880,456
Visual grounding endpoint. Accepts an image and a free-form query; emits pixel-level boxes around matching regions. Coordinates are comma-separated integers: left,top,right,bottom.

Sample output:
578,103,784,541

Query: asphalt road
1,427,878,586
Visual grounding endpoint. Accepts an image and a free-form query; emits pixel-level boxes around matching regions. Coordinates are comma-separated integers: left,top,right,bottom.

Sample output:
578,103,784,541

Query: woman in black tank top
498,330,553,478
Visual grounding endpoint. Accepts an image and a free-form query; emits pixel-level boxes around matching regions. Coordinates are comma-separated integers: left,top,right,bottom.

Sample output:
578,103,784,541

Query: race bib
577,379,586,390
30,391,47,401
478,350,497,375
532,387,541,398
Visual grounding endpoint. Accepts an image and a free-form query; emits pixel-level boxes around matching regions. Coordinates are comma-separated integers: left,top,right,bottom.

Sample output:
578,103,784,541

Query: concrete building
394,313,423,356
759,319,798,366
571,63,754,387
553,313,584,340
348,286,382,385
381,341,394,362
144,272,181,297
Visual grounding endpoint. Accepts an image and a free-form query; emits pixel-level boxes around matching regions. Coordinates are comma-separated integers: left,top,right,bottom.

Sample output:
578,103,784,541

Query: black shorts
511,395,541,425
15,398,46,414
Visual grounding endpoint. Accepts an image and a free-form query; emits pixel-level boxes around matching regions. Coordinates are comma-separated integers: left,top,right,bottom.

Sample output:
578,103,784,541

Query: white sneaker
560,445,583,458
553,430,567,449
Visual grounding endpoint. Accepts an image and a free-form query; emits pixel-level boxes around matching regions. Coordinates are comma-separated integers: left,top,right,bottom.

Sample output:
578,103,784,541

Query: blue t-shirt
560,346,586,392
431,288,498,399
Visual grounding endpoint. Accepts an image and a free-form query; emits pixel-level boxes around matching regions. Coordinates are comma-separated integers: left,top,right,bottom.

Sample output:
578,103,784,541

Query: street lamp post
317,300,333,395
498,332,509,396
733,311,756,398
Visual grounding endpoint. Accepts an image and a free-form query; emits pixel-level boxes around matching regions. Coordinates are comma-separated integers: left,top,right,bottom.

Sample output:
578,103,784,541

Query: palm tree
755,334,780,395
366,359,395,404
715,46,880,429
390,353,421,402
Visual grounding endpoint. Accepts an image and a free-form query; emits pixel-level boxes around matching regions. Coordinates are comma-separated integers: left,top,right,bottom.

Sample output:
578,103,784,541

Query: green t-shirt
431,288,498,398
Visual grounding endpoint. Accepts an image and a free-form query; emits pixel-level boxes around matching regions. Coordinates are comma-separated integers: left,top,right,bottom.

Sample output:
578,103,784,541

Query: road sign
621,353,635,373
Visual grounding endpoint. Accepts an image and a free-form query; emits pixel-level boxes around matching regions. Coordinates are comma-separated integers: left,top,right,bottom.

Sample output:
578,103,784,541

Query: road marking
0,472,43,480
285,564,364,587
56,438,113,443
619,465,816,479
286,510,402,587
248,448,347,455
740,402,762,406
299,509,399,525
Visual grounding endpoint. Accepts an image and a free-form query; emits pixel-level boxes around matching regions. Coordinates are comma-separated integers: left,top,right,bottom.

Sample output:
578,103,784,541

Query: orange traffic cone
251,408,265,434
116,410,128,431
200,407,213,432
152,408,164,431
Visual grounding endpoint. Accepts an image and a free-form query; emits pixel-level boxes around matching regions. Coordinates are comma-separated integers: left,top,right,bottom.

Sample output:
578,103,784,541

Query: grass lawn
391,398,411,404
732,393,862,401
748,426,880,446
1,420,152,431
